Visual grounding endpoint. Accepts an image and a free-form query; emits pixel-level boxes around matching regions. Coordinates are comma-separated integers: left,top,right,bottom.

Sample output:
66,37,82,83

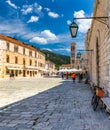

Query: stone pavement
0,78,110,130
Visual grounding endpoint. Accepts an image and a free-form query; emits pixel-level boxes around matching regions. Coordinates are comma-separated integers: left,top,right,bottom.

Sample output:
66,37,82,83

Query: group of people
61,72,84,83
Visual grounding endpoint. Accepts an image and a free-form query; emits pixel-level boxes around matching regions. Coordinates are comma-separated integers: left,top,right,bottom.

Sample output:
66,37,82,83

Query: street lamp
69,21,78,38
69,16,108,38
77,52,81,59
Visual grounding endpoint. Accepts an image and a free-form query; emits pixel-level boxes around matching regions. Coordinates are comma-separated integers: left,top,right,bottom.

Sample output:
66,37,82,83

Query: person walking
61,72,64,79
66,72,69,79
71,73,76,83
78,73,83,83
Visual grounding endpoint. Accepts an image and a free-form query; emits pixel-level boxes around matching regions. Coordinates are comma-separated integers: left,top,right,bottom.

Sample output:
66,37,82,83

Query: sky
0,0,95,56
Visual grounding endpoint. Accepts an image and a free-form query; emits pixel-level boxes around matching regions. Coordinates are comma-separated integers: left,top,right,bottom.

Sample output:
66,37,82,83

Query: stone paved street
0,78,110,130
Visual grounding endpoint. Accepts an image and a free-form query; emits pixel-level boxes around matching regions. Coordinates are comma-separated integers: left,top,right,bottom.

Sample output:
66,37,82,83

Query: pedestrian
66,72,69,79
85,71,90,84
61,72,64,79
78,73,83,83
71,73,76,83
10,73,15,80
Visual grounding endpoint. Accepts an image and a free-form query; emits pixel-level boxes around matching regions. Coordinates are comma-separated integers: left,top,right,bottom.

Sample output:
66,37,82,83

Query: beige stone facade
45,60,56,75
0,34,46,78
85,0,110,95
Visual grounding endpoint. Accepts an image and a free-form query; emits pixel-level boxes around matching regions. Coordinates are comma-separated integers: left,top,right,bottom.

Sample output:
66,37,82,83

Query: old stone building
85,0,110,95
0,34,46,78
45,60,56,76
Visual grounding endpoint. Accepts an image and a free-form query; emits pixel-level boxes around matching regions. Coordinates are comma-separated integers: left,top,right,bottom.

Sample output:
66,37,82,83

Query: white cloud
0,19,27,36
6,0,18,9
21,3,43,16
67,20,72,25
37,5,42,12
29,30,58,44
41,48,52,52
41,30,57,41
27,16,39,23
73,10,92,33
54,48,70,52
44,8,50,12
21,7,33,15
48,12,59,18
30,37,47,44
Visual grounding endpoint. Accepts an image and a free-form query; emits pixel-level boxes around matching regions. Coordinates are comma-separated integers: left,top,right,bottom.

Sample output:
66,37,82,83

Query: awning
7,67,23,70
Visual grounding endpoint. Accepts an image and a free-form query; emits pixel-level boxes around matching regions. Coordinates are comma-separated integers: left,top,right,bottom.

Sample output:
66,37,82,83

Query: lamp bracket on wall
74,17,109,27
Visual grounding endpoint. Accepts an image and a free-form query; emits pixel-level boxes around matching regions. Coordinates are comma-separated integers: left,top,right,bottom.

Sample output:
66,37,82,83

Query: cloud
27,16,39,23
30,37,47,44
41,30,57,41
54,48,70,52
21,3,43,16
0,19,27,36
48,12,59,18
30,30,58,44
44,8,50,12
67,20,72,25
41,48,52,52
36,5,42,12
21,7,33,15
6,0,18,9
73,10,92,33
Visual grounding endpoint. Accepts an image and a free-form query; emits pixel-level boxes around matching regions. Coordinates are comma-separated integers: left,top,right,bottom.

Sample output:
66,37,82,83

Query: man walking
71,73,76,83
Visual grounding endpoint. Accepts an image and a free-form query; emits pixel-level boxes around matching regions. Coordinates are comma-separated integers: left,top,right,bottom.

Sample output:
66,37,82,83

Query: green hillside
42,50,70,69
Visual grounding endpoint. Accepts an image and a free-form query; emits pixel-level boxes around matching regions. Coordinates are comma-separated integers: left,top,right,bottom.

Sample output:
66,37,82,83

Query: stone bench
101,97,110,113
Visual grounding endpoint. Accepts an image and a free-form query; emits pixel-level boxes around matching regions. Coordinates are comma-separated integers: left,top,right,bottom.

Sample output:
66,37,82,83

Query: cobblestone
0,78,110,129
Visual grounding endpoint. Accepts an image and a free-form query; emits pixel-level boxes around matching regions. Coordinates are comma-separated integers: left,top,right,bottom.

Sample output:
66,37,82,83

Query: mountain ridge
42,50,70,69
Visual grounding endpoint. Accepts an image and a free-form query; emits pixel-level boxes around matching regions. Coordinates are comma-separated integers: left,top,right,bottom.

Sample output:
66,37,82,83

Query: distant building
60,64,71,70
0,34,46,78
45,60,56,75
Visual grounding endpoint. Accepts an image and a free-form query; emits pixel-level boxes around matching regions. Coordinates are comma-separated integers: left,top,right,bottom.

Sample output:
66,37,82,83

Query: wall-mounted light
69,16,108,38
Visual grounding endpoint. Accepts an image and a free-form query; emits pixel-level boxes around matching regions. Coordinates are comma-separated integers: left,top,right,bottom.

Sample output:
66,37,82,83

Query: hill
42,50,70,69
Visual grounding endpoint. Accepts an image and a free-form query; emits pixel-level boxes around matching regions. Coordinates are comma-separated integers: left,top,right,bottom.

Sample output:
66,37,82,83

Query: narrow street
0,78,110,130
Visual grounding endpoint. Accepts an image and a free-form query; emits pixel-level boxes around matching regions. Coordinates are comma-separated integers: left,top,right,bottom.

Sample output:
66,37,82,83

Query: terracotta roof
0,34,44,55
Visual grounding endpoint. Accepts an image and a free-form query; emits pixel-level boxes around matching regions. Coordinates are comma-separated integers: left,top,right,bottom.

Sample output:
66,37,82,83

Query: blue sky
0,0,95,56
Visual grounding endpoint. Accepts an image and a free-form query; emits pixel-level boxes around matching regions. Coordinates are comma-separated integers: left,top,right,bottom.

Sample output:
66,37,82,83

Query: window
30,59,32,65
14,45,18,52
71,46,75,51
6,69,9,75
6,55,10,63
23,48,25,55
35,52,37,58
23,58,25,65
72,60,74,63
35,60,37,66
6,42,10,50
29,50,32,56
15,56,18,64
